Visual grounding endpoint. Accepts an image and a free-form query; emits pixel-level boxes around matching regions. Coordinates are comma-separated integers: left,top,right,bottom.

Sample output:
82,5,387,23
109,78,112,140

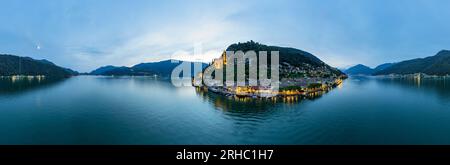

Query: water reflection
1,75,450,144
376,77,450,102
0,76,67,96
347,75,372,85
194,86,328,112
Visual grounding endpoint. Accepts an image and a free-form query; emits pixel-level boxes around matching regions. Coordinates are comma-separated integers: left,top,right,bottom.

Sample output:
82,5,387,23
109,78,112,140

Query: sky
1,0,450,72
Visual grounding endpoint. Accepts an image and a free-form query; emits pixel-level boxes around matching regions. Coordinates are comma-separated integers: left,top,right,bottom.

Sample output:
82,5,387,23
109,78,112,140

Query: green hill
0,54,76,78
90,60,207,77
374,50,450,76
223,41,344,78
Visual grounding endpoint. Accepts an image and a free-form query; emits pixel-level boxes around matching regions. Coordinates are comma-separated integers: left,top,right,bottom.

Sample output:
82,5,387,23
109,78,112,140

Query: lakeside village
0,75,46,83
376,73,450,79
192,51,347,99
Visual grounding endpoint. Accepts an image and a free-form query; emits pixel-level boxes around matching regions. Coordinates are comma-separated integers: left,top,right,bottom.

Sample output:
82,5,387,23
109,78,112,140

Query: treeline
0,54,76,78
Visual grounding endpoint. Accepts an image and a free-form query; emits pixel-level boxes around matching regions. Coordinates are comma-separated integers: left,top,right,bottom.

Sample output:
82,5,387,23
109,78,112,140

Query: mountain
344,63,394,76
133,60,187,76
344,64,374,75
373,63,394,72
224,41,345,78
90,60,208,77
374,50,450,76
0,54,77,78
90,65,125,75
92,41,345,78
91,66,136,76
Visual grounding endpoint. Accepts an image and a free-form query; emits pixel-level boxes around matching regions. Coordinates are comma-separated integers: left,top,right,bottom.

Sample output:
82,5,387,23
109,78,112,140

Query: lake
0,76,449,144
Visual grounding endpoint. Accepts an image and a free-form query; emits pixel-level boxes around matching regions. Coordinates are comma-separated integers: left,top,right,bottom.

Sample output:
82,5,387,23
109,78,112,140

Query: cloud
70,4,246,71
4,0,450,72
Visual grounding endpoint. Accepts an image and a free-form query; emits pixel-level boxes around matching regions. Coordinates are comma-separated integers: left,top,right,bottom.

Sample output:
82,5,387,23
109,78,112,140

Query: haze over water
0,76,449,144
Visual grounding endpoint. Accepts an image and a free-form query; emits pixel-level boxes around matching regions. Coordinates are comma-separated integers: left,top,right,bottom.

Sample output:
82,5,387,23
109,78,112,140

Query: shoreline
347,74,450,79
198,78,344,99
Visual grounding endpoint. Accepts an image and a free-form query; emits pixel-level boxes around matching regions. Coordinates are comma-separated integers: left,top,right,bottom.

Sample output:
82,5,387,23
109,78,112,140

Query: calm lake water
0,76,449,144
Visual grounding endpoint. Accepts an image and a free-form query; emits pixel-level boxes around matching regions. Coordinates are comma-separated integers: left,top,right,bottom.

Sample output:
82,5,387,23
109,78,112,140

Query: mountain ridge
344,63,393,75
374,50,450,76
0,54,77,78
223,41,345,78
90,59,208,77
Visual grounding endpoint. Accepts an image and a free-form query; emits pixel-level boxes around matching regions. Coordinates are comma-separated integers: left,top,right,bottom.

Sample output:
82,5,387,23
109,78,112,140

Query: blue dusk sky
1,0,450,72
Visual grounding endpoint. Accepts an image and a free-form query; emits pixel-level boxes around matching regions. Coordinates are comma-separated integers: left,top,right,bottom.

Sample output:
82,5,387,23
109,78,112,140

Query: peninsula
194,41,347,99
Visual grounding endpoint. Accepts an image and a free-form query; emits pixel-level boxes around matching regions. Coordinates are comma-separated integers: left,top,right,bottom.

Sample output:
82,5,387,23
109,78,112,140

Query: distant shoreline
348,73,450,79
